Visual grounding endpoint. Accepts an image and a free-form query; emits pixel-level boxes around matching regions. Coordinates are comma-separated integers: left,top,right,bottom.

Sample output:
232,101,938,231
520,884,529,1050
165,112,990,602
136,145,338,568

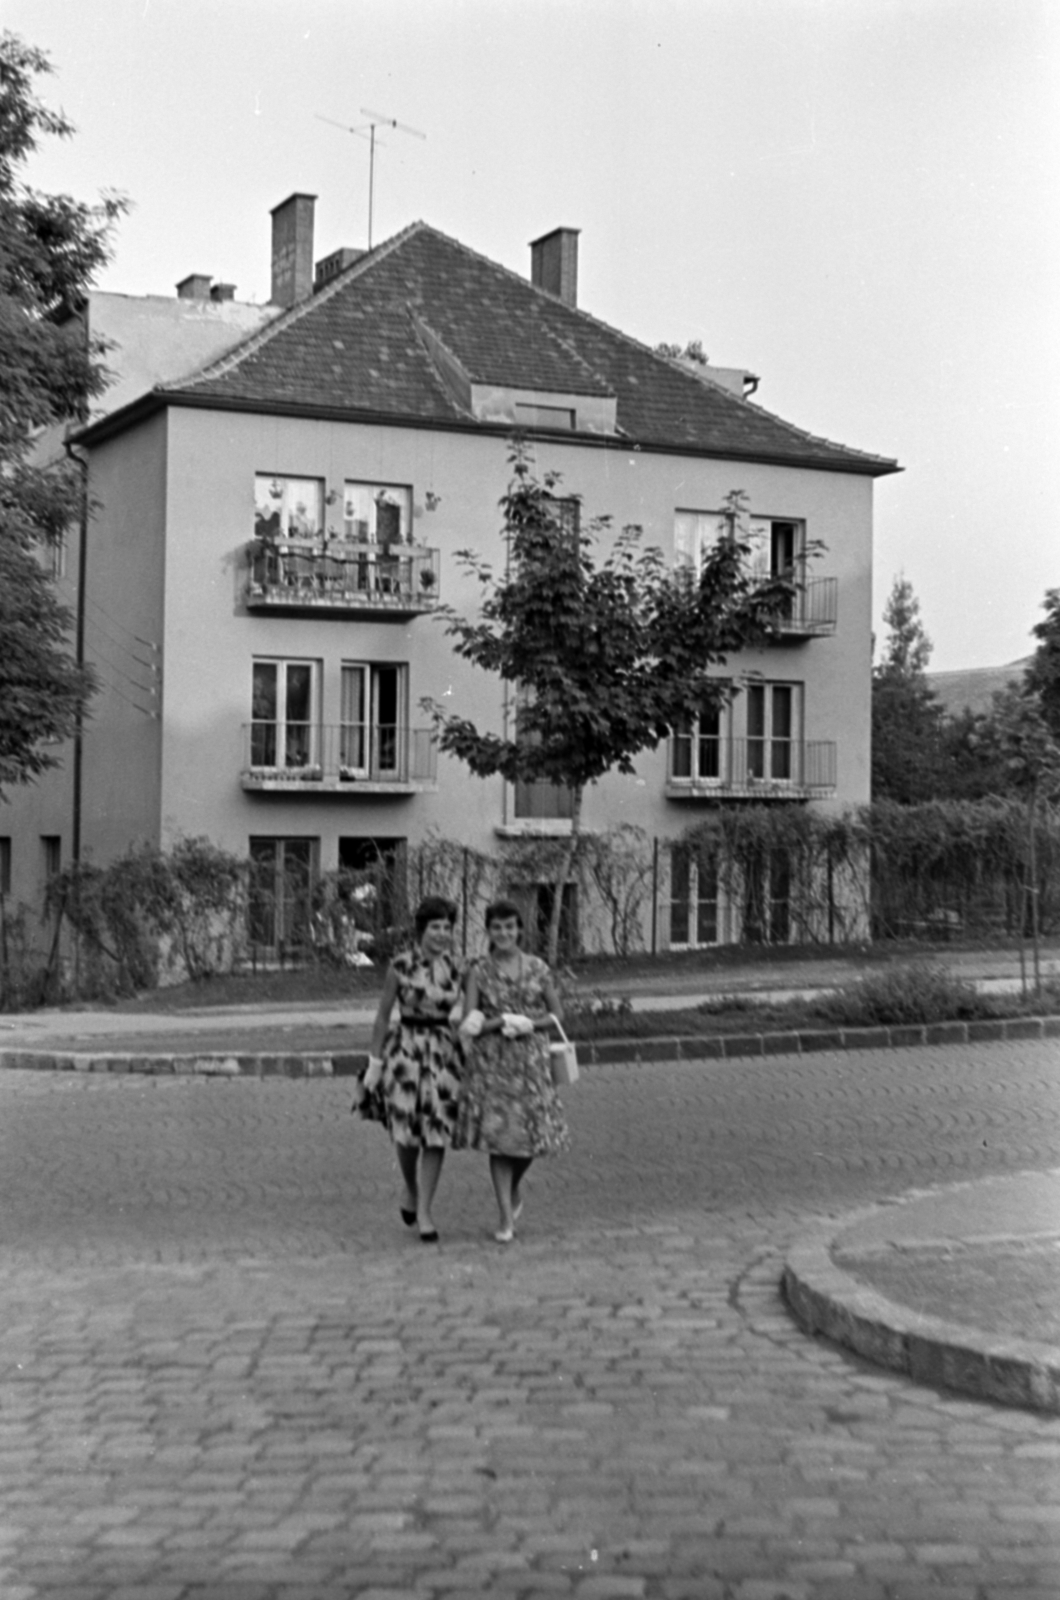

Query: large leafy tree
425,449,794,962
871,574,945,802
0,32,124,794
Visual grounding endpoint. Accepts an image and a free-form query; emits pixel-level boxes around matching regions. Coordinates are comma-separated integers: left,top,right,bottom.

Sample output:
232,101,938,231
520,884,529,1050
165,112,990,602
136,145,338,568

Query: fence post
651,836,659,956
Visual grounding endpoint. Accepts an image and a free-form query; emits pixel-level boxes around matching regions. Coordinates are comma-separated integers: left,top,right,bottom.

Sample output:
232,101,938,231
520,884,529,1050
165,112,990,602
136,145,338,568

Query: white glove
501,1012,535,1038
459,1008,485,1038
363,1054,385,1090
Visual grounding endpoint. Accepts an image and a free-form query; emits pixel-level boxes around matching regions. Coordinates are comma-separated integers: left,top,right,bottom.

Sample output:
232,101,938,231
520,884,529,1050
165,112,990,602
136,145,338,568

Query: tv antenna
315,107,426,249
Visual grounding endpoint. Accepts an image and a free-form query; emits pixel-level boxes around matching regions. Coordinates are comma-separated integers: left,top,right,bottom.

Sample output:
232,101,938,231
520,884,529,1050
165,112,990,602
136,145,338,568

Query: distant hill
926,657,1033,719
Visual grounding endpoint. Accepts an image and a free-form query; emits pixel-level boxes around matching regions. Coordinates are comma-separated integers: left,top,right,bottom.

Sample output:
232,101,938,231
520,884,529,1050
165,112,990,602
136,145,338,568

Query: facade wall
154,406,874,888
78,414,168,863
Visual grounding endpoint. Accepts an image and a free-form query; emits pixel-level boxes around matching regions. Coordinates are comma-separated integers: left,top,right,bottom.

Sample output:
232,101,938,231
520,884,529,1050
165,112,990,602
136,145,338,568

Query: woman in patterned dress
361,896,464,1242
456,900,569,1243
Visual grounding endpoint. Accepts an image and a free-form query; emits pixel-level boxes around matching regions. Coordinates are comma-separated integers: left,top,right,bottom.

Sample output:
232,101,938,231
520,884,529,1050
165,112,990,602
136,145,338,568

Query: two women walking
358,897,569,1243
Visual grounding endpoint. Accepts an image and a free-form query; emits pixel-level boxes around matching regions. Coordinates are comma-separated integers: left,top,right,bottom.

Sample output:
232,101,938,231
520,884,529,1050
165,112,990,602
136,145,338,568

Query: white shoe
494,1226,515,1244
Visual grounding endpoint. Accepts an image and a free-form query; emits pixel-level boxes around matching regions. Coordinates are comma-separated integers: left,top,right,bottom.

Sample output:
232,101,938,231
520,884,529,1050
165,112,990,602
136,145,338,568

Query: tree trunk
546,787,582,968
1028,783,1041,996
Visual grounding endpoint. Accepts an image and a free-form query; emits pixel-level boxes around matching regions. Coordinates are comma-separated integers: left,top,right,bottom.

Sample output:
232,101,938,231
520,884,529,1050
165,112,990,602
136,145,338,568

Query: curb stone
782,1203,1060,1415
0,1013,1057,1076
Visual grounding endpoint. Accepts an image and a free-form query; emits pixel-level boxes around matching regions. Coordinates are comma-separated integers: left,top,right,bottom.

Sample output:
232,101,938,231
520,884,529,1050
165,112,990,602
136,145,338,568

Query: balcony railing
666,737,837,798
245,540,440,615
241,723,437,791
771,575,838,638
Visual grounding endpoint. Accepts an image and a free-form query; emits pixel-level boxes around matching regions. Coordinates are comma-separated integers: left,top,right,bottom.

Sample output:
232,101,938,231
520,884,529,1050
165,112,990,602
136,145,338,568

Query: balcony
241,723,437,793
665,737,837,799
770,575,838,638
245,540,440,617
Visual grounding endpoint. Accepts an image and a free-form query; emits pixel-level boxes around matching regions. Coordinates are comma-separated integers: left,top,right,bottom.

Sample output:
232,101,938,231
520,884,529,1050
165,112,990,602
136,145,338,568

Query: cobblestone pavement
0,1038,1058,1600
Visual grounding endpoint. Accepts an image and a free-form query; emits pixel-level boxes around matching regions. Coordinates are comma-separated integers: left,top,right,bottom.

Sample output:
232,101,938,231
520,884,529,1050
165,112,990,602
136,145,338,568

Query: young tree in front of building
0,32,125,794
871,574,946,802
425,449,794,963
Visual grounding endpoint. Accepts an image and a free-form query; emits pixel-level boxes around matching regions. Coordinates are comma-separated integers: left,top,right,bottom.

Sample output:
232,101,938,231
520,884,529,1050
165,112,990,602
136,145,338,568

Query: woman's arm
538,970,563,1028
368,966,400,1058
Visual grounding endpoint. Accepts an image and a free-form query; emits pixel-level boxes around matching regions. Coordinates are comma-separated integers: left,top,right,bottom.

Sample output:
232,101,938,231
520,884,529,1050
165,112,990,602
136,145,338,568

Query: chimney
210,282,236,302
176,274,211,301
530,227,579,307
270,192,316,308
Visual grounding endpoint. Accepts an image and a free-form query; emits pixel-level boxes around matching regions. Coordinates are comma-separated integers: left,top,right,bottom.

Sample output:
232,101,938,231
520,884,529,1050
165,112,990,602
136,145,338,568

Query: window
671,699,726,784
340,663,406,779
0,838,10,897
513,403,575,431
251,660,318,770
41,836,61,882
49,533,68,581
669,844,720,948
744,850,791,945
248,838,318,951
512,686,575,820
673,508,730,573
254,475,324,542
674,509,804,583
342,481,413,545
747,683,797,782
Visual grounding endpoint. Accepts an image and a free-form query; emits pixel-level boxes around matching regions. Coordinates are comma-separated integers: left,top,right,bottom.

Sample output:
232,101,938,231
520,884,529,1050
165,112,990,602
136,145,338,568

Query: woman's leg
510,1156,533,1218
417,1146,445,1237
490,1155,516,1238
395,1143,419,1216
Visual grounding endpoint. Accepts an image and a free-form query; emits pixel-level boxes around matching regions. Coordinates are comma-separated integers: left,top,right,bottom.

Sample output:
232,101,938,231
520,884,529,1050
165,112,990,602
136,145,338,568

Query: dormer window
513,402,575,431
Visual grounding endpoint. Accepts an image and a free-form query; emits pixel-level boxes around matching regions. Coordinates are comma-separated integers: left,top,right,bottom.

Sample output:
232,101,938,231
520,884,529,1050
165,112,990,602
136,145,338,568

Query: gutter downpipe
63,437,89,867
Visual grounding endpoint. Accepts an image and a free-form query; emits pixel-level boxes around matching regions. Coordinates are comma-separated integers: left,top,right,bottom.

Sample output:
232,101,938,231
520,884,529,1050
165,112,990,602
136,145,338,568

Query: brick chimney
270,193,316,308
210,282,236,302
530,228,579,307
176,274,211,300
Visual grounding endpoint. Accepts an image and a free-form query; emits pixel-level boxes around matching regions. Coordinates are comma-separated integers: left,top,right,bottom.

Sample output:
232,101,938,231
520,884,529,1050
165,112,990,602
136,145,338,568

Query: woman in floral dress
456,900,569,1242
360,897,464,1242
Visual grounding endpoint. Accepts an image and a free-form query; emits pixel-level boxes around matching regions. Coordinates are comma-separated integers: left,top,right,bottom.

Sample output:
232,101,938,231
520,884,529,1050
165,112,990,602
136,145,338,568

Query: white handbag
548,1015,579,1087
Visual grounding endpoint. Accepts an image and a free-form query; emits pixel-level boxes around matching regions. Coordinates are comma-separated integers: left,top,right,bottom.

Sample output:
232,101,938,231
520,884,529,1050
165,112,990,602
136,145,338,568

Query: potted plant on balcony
419,567,437,593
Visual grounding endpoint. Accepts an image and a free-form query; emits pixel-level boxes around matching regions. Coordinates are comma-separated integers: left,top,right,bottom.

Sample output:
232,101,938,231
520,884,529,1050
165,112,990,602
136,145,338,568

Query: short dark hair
414,896,458,937
484,898,524,932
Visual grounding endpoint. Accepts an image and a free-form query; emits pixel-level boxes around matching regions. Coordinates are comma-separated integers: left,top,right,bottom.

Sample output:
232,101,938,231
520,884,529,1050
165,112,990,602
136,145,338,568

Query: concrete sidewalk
784,1169,1060,1413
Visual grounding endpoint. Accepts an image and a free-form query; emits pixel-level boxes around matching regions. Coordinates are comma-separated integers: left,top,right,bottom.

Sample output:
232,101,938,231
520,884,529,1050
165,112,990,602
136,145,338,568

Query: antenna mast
316,108,426,248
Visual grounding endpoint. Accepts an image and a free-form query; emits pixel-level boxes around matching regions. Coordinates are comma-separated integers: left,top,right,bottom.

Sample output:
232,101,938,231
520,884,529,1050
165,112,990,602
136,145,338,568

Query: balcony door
340,663,404,779
251,660,317,770
747,683,797,782
668,844,721,948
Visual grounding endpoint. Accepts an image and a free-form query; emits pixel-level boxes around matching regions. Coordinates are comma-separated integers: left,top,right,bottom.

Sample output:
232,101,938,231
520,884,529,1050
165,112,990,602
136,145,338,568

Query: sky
5,0,1058,673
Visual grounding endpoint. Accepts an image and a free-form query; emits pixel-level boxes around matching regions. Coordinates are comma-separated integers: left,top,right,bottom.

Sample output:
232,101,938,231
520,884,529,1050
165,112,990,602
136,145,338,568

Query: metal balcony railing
241,723,438,790
666,736,837,797
245,541,440,614
771,575,838,637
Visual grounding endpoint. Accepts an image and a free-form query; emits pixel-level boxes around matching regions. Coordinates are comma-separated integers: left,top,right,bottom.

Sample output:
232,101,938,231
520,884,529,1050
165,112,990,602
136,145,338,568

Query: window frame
254,474,325,543
339,661,408,780
342,481,413,545
250,658,320,772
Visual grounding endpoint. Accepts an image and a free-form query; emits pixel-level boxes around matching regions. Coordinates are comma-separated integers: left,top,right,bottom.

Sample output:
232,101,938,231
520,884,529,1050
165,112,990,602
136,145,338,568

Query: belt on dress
399,1014,454,1029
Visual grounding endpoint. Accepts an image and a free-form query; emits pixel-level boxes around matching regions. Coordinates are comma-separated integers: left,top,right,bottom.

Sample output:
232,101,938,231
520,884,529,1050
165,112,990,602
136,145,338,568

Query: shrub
814,960,987,1028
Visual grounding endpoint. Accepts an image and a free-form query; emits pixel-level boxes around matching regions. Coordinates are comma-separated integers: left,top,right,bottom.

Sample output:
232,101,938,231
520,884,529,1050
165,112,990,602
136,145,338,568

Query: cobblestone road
0,1038,1058,1600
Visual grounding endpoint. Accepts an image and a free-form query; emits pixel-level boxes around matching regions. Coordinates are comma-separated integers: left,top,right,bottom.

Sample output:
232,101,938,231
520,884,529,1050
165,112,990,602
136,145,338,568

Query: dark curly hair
413,896,458,938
